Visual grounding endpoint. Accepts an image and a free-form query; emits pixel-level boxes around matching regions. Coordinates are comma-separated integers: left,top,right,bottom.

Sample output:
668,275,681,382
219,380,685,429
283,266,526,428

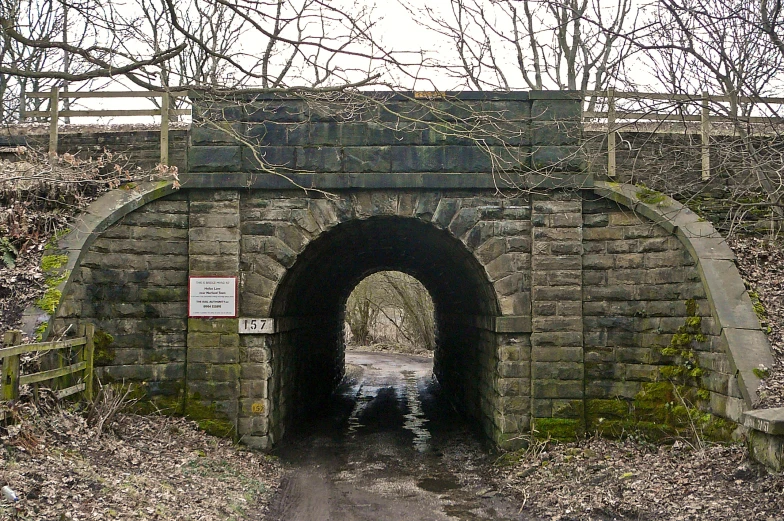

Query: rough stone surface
54,185,759,453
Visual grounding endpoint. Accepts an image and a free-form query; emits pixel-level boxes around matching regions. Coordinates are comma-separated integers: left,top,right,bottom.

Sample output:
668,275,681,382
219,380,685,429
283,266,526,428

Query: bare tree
402,0,637,104
0,1,63,122
345,271,435,352
0,0,186,84
615,0,784,232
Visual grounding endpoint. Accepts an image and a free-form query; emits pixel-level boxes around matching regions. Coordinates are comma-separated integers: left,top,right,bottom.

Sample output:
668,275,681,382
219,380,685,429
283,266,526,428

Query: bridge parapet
186,90,586,187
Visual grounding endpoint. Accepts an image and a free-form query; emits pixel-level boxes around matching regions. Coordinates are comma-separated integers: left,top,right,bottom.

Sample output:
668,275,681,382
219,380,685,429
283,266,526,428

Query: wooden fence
1,324,95,409
585,89,784,180
23,89,190,166
18,87,784,179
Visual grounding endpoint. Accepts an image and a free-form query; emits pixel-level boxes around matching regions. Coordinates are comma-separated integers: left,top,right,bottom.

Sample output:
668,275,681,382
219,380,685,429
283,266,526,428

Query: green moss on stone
44,228,71,250
636,185,667,205
685,316,702,329
553,400,583,419
93,330,115,366
196,419,235,438
534,418,583,441
184,394,235,439
595,419,676,442
586,399,629,421
701,415,736,442
660,346,679,356
133,393,184,415
34,323,46,340
41,254,69,272
36,288,62,314
659,365,683,379
633,382,674,424
35,268,70,315
685,298,698,317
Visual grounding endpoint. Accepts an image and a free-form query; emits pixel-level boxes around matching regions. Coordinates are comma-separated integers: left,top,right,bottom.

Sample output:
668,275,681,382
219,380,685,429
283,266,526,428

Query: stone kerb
21,181,180,339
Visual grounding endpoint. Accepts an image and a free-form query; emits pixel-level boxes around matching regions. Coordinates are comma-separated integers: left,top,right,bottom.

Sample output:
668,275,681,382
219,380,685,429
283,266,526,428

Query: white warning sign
188,277,237,317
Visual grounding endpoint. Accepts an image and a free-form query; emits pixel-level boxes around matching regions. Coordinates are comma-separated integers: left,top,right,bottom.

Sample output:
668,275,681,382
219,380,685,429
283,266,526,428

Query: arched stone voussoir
593,181,774,409
21,181,179,338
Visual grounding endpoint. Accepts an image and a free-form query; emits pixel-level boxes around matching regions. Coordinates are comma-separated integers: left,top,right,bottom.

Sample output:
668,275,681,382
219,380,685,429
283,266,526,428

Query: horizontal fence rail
1,324,95,412
22,89,190,166
17,88,784,180
584,89,784,180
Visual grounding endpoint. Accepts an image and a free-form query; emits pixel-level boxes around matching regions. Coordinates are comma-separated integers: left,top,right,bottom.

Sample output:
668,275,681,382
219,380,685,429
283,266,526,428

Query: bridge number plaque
238,318,275,334
188,277,237,317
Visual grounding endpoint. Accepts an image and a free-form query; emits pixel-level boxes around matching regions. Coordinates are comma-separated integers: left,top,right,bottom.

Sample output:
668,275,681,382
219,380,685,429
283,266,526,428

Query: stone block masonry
49,183,767,453
188,91,584,178
186,190,241,437
530,194,585,438
52,193,190,410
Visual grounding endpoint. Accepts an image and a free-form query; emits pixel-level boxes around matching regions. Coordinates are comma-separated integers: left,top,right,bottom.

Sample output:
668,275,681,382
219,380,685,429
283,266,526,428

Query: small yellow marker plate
251,402,265,414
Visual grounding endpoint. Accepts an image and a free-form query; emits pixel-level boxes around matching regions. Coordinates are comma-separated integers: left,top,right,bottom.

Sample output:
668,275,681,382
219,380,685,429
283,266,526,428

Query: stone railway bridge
26,91,783,467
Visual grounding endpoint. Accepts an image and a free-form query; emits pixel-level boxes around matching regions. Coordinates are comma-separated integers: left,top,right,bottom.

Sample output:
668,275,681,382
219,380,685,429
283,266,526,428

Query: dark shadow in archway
268,215,500,444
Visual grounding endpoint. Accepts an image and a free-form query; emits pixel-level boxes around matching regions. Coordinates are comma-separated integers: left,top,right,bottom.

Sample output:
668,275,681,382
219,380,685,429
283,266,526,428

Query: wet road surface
265,351,527,521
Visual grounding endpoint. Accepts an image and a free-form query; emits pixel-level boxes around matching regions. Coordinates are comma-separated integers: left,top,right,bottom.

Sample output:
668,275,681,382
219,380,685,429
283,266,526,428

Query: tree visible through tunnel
344,271,436,356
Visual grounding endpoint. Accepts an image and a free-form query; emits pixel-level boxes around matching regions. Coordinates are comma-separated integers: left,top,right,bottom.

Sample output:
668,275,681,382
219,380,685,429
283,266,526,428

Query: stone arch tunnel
268,213,503,444
34,90,777,454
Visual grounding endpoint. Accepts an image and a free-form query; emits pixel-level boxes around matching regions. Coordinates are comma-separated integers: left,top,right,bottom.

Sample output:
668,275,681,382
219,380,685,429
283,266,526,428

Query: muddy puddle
265,351,529,521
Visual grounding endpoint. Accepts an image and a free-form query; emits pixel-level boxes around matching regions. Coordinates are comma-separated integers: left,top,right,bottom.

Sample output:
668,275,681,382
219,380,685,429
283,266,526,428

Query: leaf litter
488,437,784,521
1,392,281,521
729,236,784,408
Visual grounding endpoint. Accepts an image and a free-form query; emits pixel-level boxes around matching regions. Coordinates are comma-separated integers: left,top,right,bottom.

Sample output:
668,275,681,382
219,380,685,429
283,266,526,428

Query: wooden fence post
701,91,711,181
607,87,616,178
49,87,60,159
160,91,170,166
19,88,26,123
82,324,95,401
2,331,22,401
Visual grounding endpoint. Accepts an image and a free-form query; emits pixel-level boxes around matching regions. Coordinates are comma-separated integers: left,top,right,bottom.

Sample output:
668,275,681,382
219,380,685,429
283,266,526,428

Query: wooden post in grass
81,324,95,401
701,92,711,181
607,87,616,178
49,87,59,160
2,331,22,400
160,91,170,166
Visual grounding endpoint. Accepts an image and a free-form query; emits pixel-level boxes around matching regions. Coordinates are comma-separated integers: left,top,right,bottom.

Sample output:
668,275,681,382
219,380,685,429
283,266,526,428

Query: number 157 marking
238,318,275,334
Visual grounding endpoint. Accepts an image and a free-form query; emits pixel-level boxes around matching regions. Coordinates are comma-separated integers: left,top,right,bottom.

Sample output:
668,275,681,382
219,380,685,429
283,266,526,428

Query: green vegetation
584,300,735,444
40,253,69,272
635,185,667,205
0,237,18,268
748,291,771,333
36,287,62,314
36,250,71,316
185,394,236,438
44,228,71,250
93,330,116,366
657,299,707,383
534,418,584,441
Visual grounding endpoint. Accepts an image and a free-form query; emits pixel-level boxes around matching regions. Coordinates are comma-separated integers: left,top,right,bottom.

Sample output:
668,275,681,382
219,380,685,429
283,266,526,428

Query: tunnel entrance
344,270,435,356
266,215,502,445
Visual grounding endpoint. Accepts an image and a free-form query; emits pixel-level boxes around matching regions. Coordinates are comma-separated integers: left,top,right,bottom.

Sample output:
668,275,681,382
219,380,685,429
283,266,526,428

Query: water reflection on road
265,351,527,521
